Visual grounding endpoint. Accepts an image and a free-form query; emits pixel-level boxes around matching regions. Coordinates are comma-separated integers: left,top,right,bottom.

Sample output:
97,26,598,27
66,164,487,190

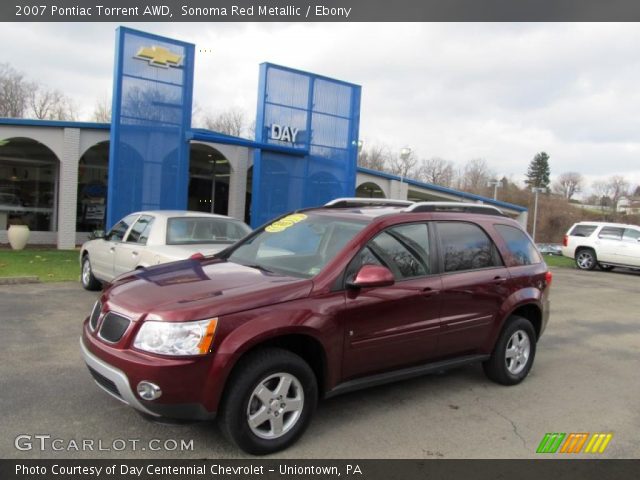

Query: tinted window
494,224,541,266
623,228,640,242
126,215,154,244
438,222,502,272
106,215,137,242
370,226,429,279
598,227,624,240
569,225,597,237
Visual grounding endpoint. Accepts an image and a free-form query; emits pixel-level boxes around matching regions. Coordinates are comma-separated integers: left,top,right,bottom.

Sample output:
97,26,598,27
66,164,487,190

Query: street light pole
487,179,503,200
399,146,412,184
531,187,545,242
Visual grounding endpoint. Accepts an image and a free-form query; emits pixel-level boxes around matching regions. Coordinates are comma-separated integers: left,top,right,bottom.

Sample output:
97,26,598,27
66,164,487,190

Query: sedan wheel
81,256,101,291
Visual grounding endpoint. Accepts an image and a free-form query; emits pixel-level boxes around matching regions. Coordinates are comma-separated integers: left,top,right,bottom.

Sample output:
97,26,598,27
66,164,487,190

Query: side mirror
347,264,395,289
88,229,105,240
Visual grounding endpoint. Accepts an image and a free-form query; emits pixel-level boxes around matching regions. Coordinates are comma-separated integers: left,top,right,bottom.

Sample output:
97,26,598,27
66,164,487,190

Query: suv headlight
133,318,217,356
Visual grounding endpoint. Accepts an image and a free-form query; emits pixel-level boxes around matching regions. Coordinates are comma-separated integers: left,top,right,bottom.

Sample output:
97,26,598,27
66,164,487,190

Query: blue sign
107,27,195,229
251,63,361,227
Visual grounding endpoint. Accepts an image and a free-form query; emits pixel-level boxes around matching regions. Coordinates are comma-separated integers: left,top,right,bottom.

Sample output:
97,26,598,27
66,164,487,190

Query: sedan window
166,217,250,245
126,215,154,244
105,214,138,242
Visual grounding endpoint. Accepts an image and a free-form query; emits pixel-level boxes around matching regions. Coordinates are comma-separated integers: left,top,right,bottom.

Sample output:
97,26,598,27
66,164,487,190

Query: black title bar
4,0,640,22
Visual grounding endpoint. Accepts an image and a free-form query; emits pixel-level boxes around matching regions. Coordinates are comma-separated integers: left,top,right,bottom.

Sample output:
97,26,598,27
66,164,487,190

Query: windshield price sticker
265,214,307,233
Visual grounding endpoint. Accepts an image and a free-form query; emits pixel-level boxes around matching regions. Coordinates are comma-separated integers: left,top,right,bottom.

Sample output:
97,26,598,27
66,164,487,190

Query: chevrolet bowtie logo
134,46,182,68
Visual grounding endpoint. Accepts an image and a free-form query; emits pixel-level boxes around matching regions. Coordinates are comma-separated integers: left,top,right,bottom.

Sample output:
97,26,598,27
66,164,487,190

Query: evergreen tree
525,152,551,190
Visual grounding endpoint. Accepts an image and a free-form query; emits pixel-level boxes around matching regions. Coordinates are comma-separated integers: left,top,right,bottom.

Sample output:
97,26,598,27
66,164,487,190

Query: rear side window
438,222,502,272
569,224,597,237
598,227,624,240
623,228,640,242
494,224,542,266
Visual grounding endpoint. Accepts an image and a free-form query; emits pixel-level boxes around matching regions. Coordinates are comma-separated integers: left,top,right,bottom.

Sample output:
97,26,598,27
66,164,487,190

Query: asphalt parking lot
1,267,639,459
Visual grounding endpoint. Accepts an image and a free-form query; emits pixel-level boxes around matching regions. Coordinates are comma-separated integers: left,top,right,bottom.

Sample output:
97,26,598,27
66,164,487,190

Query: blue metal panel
251,63,361,227
106,27,194,229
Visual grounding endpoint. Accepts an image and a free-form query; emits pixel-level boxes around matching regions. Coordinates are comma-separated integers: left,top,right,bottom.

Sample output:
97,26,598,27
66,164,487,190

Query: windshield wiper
243,263,274,274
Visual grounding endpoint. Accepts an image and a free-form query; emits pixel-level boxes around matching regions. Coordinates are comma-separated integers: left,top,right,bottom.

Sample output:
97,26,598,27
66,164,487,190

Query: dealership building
0,27,527,250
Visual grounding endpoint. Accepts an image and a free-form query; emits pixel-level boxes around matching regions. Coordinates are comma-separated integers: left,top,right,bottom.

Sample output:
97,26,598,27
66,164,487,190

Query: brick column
57,128,81,249
227,147,248,222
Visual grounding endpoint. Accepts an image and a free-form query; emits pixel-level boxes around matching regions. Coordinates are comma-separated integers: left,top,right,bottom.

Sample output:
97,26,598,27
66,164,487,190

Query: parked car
537,243,562,256
81,199,551,454
561,221,640,271
80,210,251,290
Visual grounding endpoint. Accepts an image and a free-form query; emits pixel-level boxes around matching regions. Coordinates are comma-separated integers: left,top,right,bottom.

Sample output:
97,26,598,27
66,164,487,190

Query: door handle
421,287,439,297
132,251,139,256
492,276,506,284
109,247,115,253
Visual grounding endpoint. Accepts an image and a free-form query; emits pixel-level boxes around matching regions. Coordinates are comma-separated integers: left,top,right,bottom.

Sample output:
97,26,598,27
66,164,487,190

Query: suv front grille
89,301,102,331
87,366,121,398
98,312,131,343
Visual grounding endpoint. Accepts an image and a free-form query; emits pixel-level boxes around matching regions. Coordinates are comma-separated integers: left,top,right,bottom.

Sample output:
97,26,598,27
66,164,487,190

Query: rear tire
483,316,537,386
218,348,317,455
575,248,597,270
81,255,101,291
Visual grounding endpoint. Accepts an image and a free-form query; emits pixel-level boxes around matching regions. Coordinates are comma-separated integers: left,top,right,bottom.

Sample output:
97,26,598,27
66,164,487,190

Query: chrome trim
79,337,159,417
324,197,414,207
404,201,504,214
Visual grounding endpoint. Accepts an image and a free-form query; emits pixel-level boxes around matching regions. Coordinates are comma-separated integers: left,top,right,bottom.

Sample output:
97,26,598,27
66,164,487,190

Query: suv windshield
228,213,367,278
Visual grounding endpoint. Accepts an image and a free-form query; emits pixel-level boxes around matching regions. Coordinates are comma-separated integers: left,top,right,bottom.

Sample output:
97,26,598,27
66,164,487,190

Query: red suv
81,199,551,454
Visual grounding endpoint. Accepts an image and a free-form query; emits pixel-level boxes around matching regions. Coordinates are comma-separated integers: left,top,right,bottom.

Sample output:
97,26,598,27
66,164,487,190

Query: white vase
8,225,30,250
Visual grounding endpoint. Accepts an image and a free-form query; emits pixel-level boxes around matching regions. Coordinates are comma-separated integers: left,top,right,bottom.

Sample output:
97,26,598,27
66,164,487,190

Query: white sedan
80,210,251,290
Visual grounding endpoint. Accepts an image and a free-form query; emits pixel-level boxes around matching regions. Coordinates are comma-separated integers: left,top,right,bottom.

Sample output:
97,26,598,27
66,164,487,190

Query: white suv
562,221,640,271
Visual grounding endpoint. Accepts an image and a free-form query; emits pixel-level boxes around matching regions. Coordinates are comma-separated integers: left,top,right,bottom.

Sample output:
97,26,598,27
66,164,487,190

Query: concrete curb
0,276,41,285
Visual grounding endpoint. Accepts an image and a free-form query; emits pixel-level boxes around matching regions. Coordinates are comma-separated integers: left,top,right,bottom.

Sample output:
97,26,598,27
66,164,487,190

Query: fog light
137,381,162,401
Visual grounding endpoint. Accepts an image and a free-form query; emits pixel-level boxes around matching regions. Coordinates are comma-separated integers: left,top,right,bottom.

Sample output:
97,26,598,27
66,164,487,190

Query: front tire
575,248,597,270
81,255,101,291
218,348,317,455
483,316,537,386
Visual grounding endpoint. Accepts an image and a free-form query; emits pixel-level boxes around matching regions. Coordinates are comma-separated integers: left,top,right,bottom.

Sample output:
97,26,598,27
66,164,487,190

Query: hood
104,259,313,321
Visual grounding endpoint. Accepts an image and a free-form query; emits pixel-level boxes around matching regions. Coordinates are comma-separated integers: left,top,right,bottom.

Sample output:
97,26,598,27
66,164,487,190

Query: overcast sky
2,22,639,195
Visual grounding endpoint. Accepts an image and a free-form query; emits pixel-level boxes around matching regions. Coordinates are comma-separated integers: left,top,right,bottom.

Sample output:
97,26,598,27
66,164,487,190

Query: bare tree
0,63,36,118
459,158,493,193
358,144,391,171
608,175,630,212
204,108,246,137
417,157,455,187
592,180,613,212
553,171,583,200
29,86,76,120
389,149,418,178
92,96,111,123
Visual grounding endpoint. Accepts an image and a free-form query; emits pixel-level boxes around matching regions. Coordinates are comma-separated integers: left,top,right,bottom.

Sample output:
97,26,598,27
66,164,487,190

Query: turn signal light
545,271,553,287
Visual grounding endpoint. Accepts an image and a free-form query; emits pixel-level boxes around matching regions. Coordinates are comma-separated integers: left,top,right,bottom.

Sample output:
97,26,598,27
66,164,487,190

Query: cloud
1,22,640,187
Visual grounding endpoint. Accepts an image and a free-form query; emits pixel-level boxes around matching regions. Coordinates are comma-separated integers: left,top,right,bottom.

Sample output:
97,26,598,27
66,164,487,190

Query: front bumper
80,337,217,421
80,337,159,417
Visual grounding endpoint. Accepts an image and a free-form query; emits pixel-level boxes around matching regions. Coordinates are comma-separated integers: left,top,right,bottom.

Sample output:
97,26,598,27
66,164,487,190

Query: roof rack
324,198,414,208
404,202,505,216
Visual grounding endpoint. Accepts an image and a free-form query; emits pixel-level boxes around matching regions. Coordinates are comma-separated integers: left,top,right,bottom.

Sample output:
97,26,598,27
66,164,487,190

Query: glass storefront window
77,142,109,232
0,138,58,231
